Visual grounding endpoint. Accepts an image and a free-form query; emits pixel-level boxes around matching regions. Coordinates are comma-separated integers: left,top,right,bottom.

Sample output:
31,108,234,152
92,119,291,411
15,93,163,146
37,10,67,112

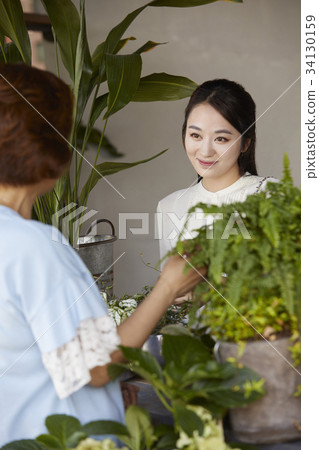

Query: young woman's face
184,102,245,191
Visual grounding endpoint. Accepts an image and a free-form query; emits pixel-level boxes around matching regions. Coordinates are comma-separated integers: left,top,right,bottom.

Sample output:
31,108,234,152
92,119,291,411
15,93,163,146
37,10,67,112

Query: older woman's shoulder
2,213,82,276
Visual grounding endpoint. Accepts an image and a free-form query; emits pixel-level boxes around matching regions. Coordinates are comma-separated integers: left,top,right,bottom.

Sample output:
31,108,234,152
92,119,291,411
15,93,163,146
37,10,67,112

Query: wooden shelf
23,12,53,42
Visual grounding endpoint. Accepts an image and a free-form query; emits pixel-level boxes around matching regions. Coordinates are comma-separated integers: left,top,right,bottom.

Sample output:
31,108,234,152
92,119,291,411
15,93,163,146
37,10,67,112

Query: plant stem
76,83,101,194
81,116,108,209
0,41,7,62
151,386,173,413
53,29,60,78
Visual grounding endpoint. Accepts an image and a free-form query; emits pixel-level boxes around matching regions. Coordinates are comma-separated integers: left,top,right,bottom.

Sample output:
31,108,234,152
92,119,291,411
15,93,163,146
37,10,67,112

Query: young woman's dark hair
182,79,258,176
0,63,73,186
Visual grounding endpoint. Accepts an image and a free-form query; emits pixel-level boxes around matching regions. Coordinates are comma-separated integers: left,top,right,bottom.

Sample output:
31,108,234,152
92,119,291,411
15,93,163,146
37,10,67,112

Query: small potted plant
173,155,301,444
2,333,265,450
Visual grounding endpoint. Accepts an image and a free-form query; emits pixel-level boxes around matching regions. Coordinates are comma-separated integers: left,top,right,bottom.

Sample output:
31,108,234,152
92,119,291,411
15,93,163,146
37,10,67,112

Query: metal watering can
77,219,117,294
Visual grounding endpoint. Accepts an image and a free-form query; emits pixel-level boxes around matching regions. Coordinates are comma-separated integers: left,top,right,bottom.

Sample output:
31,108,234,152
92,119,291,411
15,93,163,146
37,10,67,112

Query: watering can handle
85,219,115,237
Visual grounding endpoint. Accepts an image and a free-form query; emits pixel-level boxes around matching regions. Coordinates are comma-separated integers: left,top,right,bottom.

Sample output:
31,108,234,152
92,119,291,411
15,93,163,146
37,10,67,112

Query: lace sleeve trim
41,315,120,399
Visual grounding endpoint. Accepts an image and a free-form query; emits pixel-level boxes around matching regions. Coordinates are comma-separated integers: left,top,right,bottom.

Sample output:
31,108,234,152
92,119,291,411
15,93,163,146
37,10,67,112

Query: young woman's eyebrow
188,125,233,135
214,129,233,134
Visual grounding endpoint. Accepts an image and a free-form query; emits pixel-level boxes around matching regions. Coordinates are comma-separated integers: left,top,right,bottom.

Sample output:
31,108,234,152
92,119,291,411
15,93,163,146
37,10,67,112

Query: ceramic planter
215,337,301,444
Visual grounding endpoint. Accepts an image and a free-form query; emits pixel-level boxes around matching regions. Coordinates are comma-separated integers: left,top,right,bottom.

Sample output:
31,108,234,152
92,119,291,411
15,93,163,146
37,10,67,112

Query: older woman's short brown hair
0,63,73,186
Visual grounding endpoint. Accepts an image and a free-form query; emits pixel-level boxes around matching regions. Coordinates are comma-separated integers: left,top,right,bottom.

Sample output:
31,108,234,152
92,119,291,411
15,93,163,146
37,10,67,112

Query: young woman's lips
197,159,218,167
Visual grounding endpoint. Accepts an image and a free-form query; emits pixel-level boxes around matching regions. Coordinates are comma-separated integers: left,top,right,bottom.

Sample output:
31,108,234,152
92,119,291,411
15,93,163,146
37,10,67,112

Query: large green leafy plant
0,0,241,244
173,155,301,362
2,333,264,450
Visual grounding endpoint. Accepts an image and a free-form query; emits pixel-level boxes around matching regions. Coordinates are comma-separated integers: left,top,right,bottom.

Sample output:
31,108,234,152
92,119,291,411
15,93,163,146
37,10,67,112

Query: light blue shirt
0,206,125,445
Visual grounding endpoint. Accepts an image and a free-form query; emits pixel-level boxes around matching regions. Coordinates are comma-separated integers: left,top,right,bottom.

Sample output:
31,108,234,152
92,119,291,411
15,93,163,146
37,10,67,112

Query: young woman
157,79,277,262
0,63,205,445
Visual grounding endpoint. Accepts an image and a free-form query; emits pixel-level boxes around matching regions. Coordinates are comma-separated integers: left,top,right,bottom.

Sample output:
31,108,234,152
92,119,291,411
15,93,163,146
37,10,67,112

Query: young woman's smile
184,102,247,192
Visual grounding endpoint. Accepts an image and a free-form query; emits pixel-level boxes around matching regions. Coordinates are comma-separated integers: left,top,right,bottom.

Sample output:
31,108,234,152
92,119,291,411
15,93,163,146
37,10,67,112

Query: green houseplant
172,155,301,444
2,333,264,450
0,0,242,246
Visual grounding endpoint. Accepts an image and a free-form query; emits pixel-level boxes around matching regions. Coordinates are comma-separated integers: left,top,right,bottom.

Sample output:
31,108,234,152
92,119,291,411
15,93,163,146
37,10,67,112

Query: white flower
108,307,122,326
176,406,240,450
75,437,127,450
119,299,137,309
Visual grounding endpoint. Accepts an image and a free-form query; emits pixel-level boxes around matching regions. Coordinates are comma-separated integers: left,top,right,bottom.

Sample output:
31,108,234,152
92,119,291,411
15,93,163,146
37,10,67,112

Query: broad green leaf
154,425,178,450
104,6,147,55
45,414,82,446
1,441,46,450
0,28,6,61
114,36,136,54
172,402,204,436
77,124,123,157
148,0,242,6
125,406,155,450
82,420,129,437
120,346,163,380
185,360,238,381
0,0,31,64
74,0,93,130
135,40,166,54
132,73,197,102
104,53,142,117
66,431,88,448
0,42,24,63
90,5,146,90
91,40,107,85
78,149,167,205
162,334,211,367
41,0,80,83
87,93,109,136
108,362,131,380
161,324,191,336
194,366,265,407
36,434,63,448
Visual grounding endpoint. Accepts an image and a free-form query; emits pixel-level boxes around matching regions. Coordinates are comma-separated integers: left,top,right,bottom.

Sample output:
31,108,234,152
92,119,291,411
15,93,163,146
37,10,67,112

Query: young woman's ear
241,138,251,153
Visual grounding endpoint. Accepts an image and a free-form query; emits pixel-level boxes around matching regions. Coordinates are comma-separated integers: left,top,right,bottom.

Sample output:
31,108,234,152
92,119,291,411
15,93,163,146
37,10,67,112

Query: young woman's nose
199,137,215,157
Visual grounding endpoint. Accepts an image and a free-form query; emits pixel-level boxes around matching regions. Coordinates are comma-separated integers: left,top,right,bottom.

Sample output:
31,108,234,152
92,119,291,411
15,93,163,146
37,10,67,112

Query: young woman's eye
215,136,229,142
190,132,201,139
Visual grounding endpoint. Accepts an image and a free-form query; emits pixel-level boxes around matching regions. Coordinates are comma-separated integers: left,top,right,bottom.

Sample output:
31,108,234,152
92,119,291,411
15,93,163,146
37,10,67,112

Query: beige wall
37,0,300,296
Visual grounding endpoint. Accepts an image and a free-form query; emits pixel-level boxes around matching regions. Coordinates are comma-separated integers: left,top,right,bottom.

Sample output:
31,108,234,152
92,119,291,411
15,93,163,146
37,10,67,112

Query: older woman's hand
158,254,206,301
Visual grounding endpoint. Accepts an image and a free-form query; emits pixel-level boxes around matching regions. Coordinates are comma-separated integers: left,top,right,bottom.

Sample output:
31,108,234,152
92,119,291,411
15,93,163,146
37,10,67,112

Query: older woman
0,63,204,445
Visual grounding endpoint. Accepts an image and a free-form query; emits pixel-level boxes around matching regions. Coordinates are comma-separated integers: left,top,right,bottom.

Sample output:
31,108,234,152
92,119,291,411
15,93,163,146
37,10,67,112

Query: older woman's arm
89,254,205,386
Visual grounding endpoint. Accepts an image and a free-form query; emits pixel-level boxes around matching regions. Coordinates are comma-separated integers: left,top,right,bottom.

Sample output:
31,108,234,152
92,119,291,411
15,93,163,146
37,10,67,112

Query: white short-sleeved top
156,173,277,264
0,206,125,445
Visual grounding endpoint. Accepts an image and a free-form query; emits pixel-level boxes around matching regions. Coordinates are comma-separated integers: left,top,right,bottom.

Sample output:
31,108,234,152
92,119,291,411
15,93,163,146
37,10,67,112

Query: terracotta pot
216,337,301,444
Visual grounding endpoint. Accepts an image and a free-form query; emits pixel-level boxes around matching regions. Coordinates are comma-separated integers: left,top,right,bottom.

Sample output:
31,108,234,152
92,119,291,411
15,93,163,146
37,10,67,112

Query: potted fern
174,155,301,444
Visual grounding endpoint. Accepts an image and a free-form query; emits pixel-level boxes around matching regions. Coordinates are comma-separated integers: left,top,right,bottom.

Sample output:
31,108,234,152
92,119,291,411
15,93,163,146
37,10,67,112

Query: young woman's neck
202,170,242,193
